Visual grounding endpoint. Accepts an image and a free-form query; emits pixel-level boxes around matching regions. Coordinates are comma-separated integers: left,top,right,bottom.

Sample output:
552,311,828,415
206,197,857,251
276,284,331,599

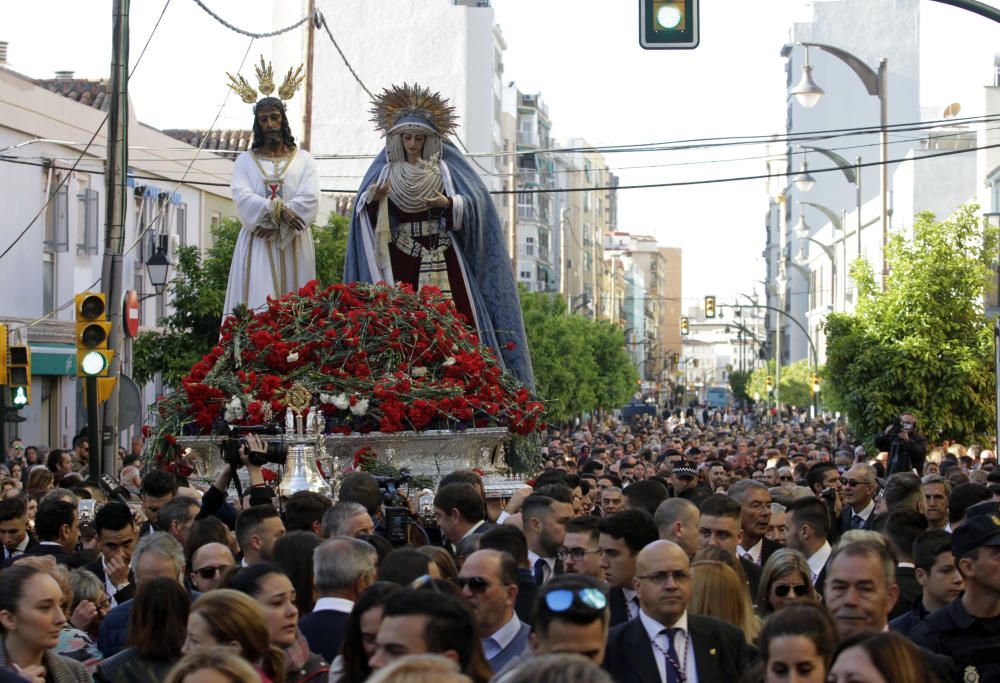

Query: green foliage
133,214,349,389
746,359,818,409
728,370,751,403
823,204,998,443
519,289,638,421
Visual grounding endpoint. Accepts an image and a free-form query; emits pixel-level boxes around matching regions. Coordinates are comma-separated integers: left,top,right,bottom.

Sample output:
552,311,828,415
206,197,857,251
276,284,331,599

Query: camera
215,421,289,470
376,473,412,546
820,487,837,503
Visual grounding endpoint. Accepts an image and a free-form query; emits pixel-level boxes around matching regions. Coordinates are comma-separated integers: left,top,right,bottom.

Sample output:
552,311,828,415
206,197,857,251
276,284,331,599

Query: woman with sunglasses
756,549,819,618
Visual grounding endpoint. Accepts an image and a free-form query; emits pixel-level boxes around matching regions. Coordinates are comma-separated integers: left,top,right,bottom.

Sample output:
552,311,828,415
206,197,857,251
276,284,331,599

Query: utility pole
301,0,316,151
99,0,129,479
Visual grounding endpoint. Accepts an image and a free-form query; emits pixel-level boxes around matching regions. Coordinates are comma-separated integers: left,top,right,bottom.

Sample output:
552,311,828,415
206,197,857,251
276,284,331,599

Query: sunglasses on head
544,588,607,612
455,576,496,594
773,583,810,597
193,565,228,580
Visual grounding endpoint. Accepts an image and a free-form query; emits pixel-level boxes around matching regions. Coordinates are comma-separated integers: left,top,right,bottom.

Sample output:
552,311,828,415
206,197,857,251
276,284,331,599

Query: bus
705,386,732,409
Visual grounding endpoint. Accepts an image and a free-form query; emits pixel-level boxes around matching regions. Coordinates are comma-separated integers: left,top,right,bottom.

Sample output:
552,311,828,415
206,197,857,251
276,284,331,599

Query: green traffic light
80,350,107,376
11,387,27,407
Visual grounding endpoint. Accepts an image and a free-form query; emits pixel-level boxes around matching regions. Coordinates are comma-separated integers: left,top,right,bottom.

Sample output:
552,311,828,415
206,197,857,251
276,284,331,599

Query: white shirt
738,538,764,565
623,587,640,620
527,550,556,583
851,499,876,525
5,533,30,559
482,613,522,661
807,541,832,584
463,520,486,539
102,556,130,607
312,597,354,614
638,609,700,683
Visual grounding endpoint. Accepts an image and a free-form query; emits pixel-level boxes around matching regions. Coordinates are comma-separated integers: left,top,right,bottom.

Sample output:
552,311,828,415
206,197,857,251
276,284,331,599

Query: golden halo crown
226,56,305,106
370,83,458,138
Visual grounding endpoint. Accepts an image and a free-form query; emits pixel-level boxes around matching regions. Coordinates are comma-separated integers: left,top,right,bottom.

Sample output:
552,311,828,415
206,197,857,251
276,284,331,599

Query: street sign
124,290,140,338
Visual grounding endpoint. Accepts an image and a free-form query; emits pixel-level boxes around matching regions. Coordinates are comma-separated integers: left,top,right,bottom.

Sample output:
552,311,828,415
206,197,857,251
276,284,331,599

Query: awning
30,343,76,376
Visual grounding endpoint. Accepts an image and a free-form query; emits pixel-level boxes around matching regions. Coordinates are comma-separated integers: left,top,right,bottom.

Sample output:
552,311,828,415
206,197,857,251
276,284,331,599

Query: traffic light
7,345,30,407
765,375,773,392
75,293,114,377
672,352,679,365
704,295,716,319
639,0,699,50
811,374,822,394
680,317,689,335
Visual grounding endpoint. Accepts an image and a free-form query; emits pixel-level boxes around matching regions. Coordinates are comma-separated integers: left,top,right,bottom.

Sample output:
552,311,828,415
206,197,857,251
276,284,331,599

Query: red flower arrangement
147,281,545,469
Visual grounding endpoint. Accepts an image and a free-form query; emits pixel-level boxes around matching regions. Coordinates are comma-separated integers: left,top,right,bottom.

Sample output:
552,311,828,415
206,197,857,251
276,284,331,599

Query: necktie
661,627,682,683
533,558,547,585
627,595,639,620
851,513,865,529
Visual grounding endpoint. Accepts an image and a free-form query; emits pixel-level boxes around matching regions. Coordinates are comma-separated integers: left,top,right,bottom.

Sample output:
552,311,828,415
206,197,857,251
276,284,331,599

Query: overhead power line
189,0,313,38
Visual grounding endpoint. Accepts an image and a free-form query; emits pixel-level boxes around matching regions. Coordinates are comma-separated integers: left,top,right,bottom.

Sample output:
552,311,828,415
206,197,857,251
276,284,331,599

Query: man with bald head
602,540,753,683
189,542,236,593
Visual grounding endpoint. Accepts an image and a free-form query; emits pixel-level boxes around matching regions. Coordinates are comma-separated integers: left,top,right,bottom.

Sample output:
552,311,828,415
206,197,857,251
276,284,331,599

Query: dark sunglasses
780,475,794,482
773,583,810,597
193,565,228,580
455,576,495,594
544,588,607,612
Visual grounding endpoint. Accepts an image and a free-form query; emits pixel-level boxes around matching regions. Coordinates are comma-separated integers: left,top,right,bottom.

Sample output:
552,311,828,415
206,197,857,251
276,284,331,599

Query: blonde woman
690,560,760,643
165,648,261,683
757,549,820,618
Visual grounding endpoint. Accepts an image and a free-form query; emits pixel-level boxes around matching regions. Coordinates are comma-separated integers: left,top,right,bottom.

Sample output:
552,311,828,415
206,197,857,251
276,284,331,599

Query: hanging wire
189,0,312,39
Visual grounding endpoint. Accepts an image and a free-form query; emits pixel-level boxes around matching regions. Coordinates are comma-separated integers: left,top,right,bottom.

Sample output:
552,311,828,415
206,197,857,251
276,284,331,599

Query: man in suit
785,497,833,595
523,492,574,585
0,495,37,562
480,525,538,625
299,537,376,663
598,509,659,627
884,509,929,620
458,549,530,672
839,463,878,534
728,479,781,567
434,483,493,552
139,469,178,536
13,498,78,566
83,502,137,607
603,540,753,683
697,494,762,598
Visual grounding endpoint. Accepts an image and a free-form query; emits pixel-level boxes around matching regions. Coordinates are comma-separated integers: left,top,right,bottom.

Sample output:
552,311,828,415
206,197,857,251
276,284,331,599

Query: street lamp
792,158,816,193
146,246,171,295
792,42,889,289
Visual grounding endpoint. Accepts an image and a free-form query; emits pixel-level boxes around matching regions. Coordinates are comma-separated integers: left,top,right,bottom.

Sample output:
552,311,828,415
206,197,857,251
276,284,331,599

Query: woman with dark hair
184,589,284,683
331,582,400,683
95,577,190,683
0,564,90,683
829,631,938,683
755,604,837,683
416,546,459,582
376,548,436,586
756,548,820,617
272,531,322,616
222,564,327,683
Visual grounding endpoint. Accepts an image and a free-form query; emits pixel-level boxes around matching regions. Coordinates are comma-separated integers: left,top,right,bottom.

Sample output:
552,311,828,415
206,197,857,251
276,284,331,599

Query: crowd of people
0,408,997,683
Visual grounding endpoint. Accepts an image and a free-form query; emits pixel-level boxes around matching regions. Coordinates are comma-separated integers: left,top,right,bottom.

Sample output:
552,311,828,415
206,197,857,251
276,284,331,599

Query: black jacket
603,613,755,683
298,609,350,665
608,586,633,628
514,568,538,625
889,565,922,621
909,596,994,683
83,556,136,605
95,648,175,683
874,427,928,476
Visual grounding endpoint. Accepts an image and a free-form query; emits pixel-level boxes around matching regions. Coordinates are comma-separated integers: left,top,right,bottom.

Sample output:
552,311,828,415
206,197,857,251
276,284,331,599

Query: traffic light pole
85,377,101,485
99,0,129,481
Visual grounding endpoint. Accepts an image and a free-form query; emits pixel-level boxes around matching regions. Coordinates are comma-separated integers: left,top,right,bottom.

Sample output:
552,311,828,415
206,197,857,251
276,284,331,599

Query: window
176,202,188,246
44,183,69,252
525,236,535,256
519,271,532,280
77,188,99,255
42,252,55,314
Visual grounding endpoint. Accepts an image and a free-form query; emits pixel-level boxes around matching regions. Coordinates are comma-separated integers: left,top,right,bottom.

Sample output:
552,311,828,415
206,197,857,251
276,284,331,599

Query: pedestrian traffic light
7,345,30,407
639,0,699,50
680,317,689,335
75,292,114,377
704,296,716,319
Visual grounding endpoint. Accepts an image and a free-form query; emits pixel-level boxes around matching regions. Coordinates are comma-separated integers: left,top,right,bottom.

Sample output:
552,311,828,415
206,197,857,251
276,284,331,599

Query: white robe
223,148,319,317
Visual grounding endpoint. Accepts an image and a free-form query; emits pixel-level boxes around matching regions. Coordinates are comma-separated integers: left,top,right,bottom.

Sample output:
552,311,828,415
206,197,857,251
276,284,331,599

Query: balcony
517,130,539,147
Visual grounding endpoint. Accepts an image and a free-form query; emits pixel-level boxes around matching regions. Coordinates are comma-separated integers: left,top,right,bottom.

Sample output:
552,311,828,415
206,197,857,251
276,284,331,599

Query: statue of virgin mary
344,84,534,389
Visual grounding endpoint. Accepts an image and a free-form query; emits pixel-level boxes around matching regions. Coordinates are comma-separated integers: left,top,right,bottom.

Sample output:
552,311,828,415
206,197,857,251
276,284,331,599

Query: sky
4,0,1000,308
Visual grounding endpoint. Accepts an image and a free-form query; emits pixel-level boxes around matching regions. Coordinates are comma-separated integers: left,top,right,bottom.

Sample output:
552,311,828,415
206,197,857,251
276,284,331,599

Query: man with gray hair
299,537,376,662
839,463,879,534
98,531,186,657
728,479,780,566
322,501,375,538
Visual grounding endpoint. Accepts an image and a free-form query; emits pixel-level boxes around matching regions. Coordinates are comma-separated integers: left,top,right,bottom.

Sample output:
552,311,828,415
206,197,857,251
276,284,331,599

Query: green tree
728,369,750,404
133,214,349,388
824,204,998,442
519,289,637,421
746,359,817,410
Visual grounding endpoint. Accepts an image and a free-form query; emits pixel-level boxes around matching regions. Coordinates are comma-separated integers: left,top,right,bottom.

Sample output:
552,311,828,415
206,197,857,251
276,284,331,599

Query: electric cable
189,0,312,39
